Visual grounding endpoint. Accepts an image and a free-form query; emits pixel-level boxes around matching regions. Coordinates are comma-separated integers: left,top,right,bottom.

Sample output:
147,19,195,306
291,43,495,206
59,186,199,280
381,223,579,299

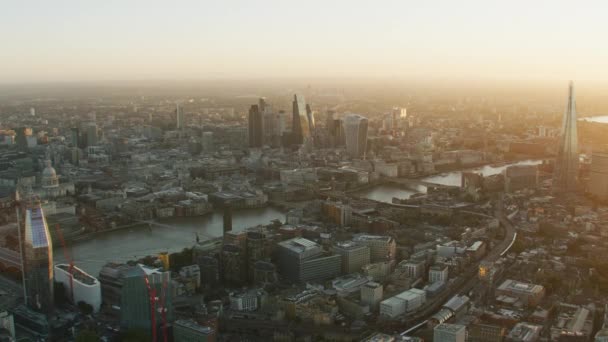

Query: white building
229,290,258,311
396,288,426,313
361,282,383,310
353,234,396,262
54,264,102,313
380,296,406,318
401,260,425,279
429,265,449,284
434,323,466,342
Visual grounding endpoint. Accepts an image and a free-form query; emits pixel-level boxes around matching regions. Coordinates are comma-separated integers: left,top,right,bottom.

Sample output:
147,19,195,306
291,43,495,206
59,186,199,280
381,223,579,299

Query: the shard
553,81,578,193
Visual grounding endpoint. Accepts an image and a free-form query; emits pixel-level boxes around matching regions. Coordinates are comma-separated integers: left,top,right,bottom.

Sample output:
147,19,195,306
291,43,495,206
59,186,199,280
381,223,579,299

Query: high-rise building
343,114,369,158
54,264,102,313
20,202,54,313
434,323,466,342
246,231,270,282
69,128,79,147
176,103,185,130
292,94,312,145
589,151,608,201
202,132,214,153
86,123,98,147
248,104,264,148
15,127,30,152
221,244,245,286
553,81,579,193
120,265,173,333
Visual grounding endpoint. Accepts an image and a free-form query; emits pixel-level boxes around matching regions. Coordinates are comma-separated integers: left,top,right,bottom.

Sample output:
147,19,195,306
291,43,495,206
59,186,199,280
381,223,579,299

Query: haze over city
2,0,608,83
2,1,608,342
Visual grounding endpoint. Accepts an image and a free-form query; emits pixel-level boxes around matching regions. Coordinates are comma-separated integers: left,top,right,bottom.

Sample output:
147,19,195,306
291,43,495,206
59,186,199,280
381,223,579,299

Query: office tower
223,205,232,234
292,94,312,145
99,262,138,309
353,235,396,263
20,202,54,313
590,152,608,201
434,323,466,342
343,114,369,158
305,104,315,131
197,256,220,290
248,104,264,148
553,81,579,193
361,282,383,310
120,265,172,333
246,231,270,282
202,131,214,153
176,103,185,129
70,128,79,147
86,123,98,147
15,127,29,152
221,244,245,286
276,238,341,283
30,107,36,116
334,241,370,274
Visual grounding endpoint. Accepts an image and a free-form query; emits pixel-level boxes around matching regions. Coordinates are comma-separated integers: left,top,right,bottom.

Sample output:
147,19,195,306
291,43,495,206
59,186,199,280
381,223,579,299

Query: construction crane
142,270,170,342
52,223,75,302
142,274,158,342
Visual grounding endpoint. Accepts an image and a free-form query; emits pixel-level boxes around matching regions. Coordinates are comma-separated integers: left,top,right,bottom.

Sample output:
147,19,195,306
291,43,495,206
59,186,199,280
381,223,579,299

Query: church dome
41,160,59,188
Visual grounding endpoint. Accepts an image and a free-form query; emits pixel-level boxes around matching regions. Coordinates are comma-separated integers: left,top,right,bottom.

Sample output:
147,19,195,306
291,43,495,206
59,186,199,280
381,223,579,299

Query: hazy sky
2,0,607,83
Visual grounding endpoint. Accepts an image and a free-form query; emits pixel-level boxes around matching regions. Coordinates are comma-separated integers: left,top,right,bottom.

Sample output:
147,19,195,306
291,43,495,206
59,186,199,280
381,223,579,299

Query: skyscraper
553,81,578,193
248,104,264,148
176,103,185,130
20,202,54,313
343,114,369,158
86,123,98,147
292,94,312,145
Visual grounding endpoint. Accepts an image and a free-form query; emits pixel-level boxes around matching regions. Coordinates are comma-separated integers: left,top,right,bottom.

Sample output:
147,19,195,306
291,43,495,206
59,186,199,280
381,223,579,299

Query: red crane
142,274,158,342
142,271,169,342
53,224,75,301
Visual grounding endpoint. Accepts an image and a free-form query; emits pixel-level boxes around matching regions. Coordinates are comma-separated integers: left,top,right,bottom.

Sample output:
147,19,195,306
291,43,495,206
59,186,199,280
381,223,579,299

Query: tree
77,301,94,316
76,330,99,342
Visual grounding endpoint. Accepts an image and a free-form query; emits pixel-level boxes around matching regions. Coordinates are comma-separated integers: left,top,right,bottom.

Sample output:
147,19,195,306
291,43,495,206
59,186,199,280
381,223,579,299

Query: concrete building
353,234,396,262
496,279,545,307
433,323,466,342
292,94,312,145
322,201,352,227
429,265,449,284
589,151,608,201
229,290,258,311
380,288,426,318
504,165,538,193
173,319,216,342
360,282,383,310
467,323,506,342
276,238,341,283
400,260,425,279
334,241,370,274
54,264,102,313
506,322,542,342
176,103,185,130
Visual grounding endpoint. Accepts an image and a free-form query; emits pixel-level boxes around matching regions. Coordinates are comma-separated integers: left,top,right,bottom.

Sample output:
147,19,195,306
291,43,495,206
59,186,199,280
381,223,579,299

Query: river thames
55,207,285,276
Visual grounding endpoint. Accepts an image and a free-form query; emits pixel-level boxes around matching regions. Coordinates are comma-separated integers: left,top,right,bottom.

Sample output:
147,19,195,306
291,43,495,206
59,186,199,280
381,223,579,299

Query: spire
553,81,579,193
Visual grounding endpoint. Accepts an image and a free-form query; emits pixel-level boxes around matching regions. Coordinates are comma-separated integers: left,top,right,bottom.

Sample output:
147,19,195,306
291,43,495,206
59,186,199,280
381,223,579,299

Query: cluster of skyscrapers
247,94,369,159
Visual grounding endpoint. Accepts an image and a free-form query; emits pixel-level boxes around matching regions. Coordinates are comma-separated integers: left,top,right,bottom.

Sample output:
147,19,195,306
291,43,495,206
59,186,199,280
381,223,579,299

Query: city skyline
2,0,608,83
